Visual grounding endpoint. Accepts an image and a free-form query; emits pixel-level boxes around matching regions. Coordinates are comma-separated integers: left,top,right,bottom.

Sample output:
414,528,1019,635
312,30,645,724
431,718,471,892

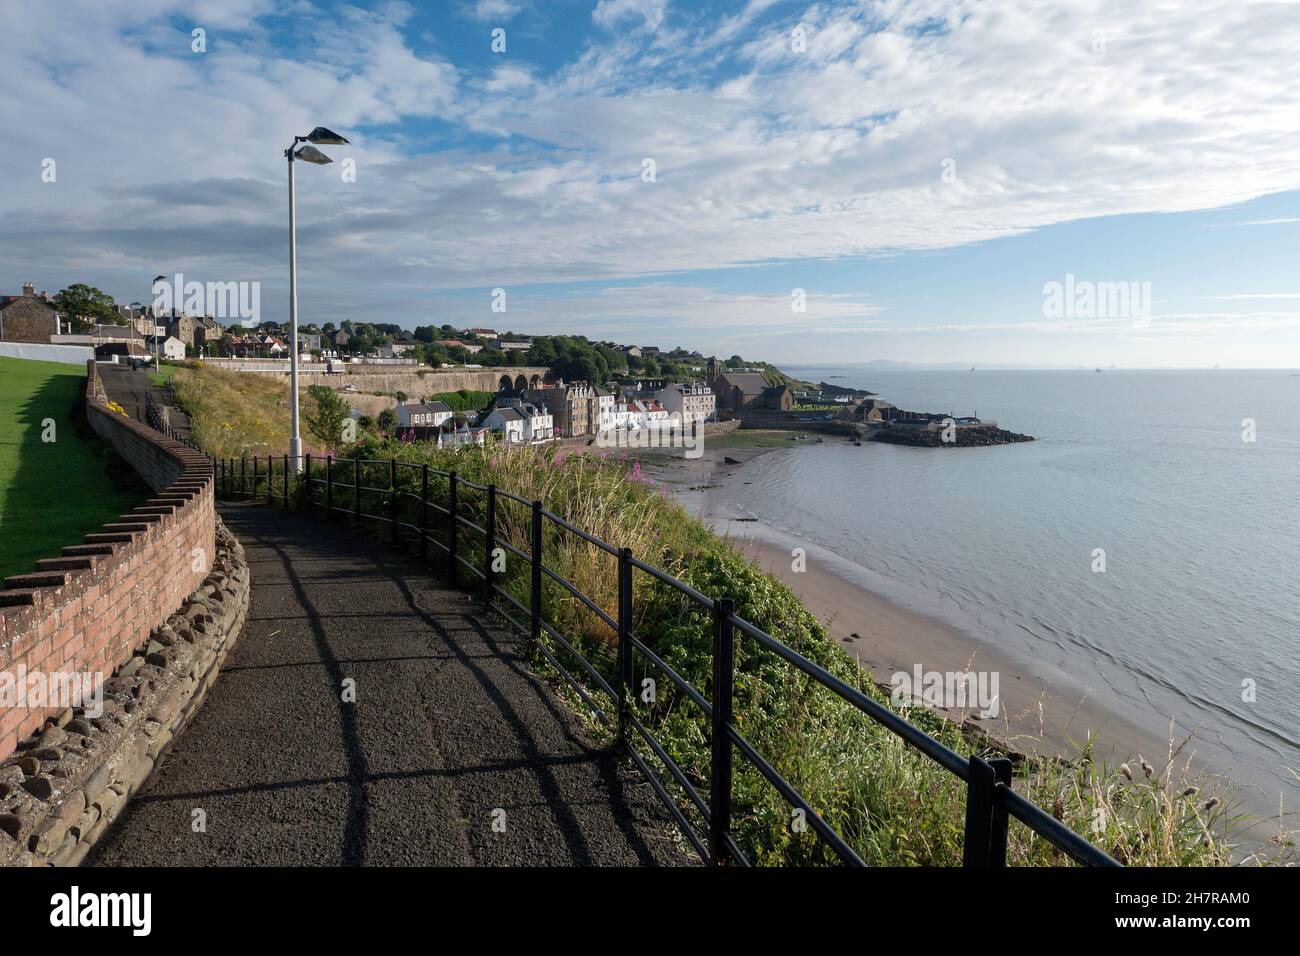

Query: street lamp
151,274,166,371
286,126,349,470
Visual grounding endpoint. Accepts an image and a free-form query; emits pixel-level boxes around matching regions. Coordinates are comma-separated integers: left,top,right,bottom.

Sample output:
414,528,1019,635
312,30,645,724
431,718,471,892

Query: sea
726,366,1300,813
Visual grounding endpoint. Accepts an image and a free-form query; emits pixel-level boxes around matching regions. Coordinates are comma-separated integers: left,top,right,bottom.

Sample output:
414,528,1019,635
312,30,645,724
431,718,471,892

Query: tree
377,408,397,434
305,385,350,449
54,284,118,331
394,391,408,402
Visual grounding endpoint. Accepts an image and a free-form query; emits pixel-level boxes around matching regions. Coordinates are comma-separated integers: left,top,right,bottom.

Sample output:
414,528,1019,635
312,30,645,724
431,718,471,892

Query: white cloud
465,0,524,22
2,0,1300,366
592,0,669,32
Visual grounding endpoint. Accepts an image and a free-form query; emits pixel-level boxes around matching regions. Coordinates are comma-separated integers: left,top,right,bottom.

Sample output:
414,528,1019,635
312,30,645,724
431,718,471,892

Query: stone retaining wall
0,361,216,760
0,519,249,866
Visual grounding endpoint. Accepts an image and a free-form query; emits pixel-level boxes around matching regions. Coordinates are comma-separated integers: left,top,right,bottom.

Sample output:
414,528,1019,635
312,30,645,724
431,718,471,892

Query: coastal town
1,280,1029,448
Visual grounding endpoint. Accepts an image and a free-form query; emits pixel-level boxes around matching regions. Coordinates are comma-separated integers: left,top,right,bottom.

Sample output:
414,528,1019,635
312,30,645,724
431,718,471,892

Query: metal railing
144,390,202,452
216,453,1119,868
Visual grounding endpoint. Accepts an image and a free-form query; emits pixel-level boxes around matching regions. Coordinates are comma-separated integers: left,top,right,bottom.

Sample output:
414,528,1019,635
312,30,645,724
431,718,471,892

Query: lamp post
151,274,166,371
285,126,349,471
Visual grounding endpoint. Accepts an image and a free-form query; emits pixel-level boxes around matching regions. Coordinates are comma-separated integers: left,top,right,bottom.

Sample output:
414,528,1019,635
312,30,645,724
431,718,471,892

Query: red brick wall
0,362,215,759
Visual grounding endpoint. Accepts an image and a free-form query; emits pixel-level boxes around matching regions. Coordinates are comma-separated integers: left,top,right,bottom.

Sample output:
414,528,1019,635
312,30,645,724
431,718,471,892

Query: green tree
54,284,118,331
305,384,350,449
377,408,397,434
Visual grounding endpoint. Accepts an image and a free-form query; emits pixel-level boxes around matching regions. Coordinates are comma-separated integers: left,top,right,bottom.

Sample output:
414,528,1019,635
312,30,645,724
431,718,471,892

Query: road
89,504,682,866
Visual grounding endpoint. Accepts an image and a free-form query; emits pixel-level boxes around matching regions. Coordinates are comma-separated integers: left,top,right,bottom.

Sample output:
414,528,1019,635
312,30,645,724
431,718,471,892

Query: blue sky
2,0,1299,367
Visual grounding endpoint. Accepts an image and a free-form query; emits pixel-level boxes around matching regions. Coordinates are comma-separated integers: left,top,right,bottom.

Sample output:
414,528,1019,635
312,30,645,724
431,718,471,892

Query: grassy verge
147,362,181,389
280,438,1292,867
170,363,318,459
0,357,146,580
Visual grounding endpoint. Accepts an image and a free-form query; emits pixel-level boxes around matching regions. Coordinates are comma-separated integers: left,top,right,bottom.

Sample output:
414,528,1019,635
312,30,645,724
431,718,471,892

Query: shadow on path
89,503,680,866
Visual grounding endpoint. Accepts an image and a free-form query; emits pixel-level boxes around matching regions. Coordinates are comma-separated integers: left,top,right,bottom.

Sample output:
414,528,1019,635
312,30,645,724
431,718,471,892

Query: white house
630,399,670,428
594,386,616,431
396,399,454,429
609,402,637,431
519,402,553,442
145,335,186,361
441,425,490,448
483,406,527,443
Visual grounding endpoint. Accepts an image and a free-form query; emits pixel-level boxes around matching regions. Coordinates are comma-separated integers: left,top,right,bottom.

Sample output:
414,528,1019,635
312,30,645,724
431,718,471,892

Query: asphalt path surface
96,362,192,441
90,504,682,866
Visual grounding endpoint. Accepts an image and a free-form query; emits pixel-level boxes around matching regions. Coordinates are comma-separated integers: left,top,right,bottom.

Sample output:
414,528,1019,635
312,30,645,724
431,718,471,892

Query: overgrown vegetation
261,437,1292,867
170,363,342,458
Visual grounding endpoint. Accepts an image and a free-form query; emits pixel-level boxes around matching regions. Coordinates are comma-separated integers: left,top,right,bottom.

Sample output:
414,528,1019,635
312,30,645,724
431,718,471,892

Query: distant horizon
784,362,1300,372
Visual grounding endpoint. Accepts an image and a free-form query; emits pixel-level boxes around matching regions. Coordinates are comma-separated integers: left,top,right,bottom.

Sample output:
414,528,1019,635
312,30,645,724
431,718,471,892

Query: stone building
524,382,598,438
655,382,716,425
0,287,60,342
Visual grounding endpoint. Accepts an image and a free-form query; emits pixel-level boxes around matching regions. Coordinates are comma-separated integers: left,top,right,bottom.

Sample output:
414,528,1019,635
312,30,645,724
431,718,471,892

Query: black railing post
283,453,289,506
483,483,497,605
963,755,1012,866
326,455,334,517
447,471,458,582
420,464,429,560
710,597,735,865
252,455,259,502
304,453,312,513
617,546,634,749
240,456,246,498
389,458,399,544
353,457,361,522
530,501,544,653
266,456,273,505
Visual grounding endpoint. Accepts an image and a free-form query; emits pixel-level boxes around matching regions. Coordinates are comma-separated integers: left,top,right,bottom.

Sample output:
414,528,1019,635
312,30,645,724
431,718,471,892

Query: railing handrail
212,453,1120,868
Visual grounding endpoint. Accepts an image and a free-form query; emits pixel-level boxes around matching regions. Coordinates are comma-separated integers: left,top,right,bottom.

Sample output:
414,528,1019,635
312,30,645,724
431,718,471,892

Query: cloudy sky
2,0,1299,367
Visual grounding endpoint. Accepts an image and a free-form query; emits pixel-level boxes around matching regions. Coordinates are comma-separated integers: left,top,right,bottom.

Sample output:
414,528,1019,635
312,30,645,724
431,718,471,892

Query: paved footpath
97,363,193,442
90,504,682,866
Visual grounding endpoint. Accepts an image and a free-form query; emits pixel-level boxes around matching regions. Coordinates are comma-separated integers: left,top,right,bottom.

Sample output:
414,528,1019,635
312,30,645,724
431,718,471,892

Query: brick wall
0,362,215,760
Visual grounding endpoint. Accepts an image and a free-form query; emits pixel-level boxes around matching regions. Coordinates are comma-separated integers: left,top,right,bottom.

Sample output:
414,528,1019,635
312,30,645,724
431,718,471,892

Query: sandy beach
635,432,1186,771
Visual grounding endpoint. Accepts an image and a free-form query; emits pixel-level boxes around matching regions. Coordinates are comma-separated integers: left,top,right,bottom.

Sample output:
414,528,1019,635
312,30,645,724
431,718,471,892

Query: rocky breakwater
869,424,1035,448
0,519,249,867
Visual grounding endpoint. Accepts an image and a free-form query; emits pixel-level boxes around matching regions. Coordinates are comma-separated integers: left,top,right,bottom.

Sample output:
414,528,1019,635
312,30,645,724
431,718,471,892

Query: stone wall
0,362,216,761
0,297,59,343
202,360,550,397
0,519,249,866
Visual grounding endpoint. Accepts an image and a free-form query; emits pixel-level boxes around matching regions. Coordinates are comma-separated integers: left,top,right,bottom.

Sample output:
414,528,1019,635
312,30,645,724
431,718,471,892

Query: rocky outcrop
868,425,1035,448
0,519,249,867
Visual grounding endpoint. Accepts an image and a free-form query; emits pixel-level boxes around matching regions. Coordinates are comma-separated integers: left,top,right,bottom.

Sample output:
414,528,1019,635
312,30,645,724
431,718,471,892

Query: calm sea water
736,367,1300,808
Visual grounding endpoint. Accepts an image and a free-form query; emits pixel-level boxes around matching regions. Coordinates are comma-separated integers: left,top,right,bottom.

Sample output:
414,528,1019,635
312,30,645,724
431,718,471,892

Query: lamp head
294,144,333,165
306,126,349,146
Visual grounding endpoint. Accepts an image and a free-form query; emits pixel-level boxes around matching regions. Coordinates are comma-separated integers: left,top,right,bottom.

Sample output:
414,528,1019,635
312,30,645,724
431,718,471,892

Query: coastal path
89,503,682,865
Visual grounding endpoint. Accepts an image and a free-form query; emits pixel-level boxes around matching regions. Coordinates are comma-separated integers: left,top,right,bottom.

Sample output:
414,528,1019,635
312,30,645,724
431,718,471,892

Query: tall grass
171,364,337,459
286,438,1294,867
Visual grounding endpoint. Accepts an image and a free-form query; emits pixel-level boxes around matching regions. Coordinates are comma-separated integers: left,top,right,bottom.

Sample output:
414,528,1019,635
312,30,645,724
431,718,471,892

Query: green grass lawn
0,357,144,581
148,362,180,389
